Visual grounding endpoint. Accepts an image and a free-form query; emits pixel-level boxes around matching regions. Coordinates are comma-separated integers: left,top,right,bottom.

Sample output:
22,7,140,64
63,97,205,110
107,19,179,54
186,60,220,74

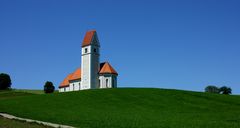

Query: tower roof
99,62,118,75
82,30,97,47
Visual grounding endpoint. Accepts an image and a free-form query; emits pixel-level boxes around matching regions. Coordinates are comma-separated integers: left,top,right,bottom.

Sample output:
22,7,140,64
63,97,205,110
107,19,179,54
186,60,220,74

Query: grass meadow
0,88,239,128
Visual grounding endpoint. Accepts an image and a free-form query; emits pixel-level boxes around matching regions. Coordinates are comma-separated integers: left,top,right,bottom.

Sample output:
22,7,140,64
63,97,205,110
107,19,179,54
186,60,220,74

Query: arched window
85,48,88,53
99,79,101,88
106,79,108,88
112,78,114,88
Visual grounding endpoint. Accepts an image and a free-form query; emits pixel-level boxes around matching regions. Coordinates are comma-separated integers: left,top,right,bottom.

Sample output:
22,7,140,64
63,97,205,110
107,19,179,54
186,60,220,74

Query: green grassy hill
0,88,239,128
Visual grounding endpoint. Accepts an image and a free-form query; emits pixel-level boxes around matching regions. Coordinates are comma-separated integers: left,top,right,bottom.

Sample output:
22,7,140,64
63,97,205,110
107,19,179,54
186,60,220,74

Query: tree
44,81,55,93
0,73,12,90
219,86,232,95
205,85,219,94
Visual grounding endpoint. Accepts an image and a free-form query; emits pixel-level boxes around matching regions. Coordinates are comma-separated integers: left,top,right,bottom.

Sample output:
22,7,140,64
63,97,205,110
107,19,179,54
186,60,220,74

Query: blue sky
1,0,240,94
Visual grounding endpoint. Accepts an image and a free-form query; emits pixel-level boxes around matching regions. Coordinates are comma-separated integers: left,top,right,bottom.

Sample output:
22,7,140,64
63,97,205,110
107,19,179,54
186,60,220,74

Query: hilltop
0,88,239,128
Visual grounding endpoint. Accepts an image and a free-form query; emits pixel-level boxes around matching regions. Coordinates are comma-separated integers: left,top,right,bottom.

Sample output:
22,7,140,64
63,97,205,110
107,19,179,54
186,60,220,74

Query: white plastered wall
70,80,81,91
99,74,117,88
59,88,64,92
81,46,91,90
81,45,99,90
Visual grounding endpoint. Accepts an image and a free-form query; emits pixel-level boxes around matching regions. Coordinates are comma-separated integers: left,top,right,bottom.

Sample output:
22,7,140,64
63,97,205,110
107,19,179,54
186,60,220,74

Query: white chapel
59,30,118,92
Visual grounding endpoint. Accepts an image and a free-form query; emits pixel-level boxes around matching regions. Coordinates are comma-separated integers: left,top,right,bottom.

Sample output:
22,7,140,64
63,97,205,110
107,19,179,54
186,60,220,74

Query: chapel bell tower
81,30,100,89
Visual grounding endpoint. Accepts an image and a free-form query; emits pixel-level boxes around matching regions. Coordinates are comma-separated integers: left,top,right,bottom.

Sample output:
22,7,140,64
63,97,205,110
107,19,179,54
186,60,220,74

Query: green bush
0,73,12,90
204,85,219,94
44,81,55,93
219,86,232,95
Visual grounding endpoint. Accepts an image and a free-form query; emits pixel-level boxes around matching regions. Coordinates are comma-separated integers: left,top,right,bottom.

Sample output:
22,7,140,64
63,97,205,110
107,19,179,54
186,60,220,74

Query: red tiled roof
82,30,96,47
69,68,81,81
59,73,73,88
59,68,81,88
99,62,118,75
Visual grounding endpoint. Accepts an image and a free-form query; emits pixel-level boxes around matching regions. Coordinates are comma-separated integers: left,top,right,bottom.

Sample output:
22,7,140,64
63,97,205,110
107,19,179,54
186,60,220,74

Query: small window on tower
94,48,97,53
85,48,88,53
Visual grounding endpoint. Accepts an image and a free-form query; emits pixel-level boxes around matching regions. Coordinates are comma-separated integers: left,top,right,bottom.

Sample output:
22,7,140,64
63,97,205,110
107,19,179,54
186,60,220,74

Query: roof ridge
99,62,118,75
